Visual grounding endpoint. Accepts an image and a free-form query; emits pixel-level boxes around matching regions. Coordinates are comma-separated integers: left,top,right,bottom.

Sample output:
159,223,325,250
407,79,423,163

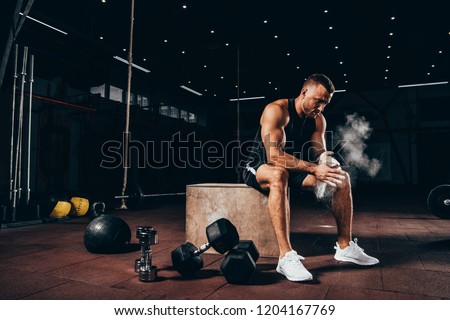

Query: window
109,85,123,102
188,112,197,123
137,94,142,106
142,96,149,107
169,106,179,119
180,110,188,122
90,84,106,97
159,105,170,116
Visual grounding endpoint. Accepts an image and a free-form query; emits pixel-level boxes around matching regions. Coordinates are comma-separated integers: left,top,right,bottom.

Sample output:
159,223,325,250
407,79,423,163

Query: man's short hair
303,73,335,94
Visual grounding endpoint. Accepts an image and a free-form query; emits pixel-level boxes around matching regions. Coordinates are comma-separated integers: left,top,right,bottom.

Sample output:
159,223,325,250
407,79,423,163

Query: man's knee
269,167,289,187
336,171,351,189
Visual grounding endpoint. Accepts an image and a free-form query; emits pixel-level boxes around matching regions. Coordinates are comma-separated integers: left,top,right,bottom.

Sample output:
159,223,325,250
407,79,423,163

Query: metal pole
12,46,28,218
9,44,19,202
115,192,186,199
26,54,34,204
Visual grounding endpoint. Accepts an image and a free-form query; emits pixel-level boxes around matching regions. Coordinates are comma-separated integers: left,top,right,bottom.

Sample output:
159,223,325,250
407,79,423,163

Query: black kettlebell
84,214,131,254
89,201,106,220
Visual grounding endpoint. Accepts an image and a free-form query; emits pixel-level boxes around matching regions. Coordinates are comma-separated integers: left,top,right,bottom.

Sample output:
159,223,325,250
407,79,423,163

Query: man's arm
260,103,317,174
310,114,327,161
312,114,341,168
261,104,345,186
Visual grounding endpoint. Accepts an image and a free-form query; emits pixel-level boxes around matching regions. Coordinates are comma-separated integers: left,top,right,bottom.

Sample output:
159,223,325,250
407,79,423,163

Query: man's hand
318,151,341,168
314,162,346,187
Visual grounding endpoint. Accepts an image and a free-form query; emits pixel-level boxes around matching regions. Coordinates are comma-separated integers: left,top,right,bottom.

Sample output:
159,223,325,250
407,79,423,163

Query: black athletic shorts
242,162,309,194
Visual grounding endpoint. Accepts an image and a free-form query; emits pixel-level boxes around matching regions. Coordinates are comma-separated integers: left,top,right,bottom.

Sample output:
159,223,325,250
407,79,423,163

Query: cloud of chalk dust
315,113,382,200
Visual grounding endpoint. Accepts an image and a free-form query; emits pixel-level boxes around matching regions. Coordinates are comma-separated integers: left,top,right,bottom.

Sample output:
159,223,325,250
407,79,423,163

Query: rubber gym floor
1,186,449,300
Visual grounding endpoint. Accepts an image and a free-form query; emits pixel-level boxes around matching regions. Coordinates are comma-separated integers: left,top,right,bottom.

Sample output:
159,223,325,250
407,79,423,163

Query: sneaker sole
276,266,313,281
334,256,379,266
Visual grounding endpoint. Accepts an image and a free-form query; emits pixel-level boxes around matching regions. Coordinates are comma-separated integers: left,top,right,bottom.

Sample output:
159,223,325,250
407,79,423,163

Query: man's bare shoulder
261,99,289,126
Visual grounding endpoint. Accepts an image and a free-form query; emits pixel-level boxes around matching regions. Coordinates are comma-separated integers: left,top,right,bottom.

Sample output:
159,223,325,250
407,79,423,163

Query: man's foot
276,250,313,281
334,238,379,266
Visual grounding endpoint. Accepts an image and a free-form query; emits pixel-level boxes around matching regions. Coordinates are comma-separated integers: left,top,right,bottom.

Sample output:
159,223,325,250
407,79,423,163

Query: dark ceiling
4,0,450,102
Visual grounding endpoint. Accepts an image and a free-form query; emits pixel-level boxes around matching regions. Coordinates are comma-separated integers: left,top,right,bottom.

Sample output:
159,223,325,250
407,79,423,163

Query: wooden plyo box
185,183,279,257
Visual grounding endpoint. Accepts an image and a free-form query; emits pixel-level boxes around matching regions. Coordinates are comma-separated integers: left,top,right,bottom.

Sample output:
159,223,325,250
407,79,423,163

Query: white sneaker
276,250,313,281
334,238,379,266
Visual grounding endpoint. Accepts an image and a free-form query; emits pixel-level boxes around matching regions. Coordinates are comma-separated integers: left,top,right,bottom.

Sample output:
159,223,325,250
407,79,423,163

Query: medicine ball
84,215,131,253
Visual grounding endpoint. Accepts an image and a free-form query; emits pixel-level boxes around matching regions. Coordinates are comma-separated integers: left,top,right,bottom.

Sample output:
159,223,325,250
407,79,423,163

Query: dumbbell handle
193,242,211,256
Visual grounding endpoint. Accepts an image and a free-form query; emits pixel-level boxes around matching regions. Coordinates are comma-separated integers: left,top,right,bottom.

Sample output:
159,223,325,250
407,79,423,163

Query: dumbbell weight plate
171,242,204,277
234,240,260,262
220,249,256,284
139,265,157,282
124,183,144,209
206,218,239,254
427,184,450,219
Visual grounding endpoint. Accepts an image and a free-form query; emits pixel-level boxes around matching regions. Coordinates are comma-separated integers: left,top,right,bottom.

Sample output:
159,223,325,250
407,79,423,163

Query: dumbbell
171,218,239,277
221,240,260,284
135,226,158,282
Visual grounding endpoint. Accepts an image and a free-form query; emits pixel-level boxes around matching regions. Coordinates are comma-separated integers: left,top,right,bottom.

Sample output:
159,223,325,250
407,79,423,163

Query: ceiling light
214,94,217,97
99,36,103,40
345,80,348,83
385,76,388,79
205,89,208,92
286,53,290,56
274,35,278,38
229,96,265,102
296,66,300,69
180,85,202,96
398,81,448,88
431,64,435,67
123,48,126,51
268,81,272,84
274,88,278,90
335,46,339,49
164,39,168,43
339,61,343,64
101,0,106,3
211,30,215,34
19,12,68,35
385,69,389,72
438,50,443,54
143,58,146,61
203,65,207,68
344,73,347,76
188,81,191,83
113,56,150,73
387,56,390,59
225,43,229,46
243,91,247,94
182,5,187,9
324,9,328,13
427,72,431,75
182,51,185,54
388,45,392,49
263,20,268,23
389,32,394,36
335,89,346,93
329,26,333,30
220,76,224,79
391,16,395,20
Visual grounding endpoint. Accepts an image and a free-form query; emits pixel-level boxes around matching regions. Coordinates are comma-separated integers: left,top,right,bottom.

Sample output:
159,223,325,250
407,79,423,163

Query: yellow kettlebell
49,201,72,218
70,197,90,216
